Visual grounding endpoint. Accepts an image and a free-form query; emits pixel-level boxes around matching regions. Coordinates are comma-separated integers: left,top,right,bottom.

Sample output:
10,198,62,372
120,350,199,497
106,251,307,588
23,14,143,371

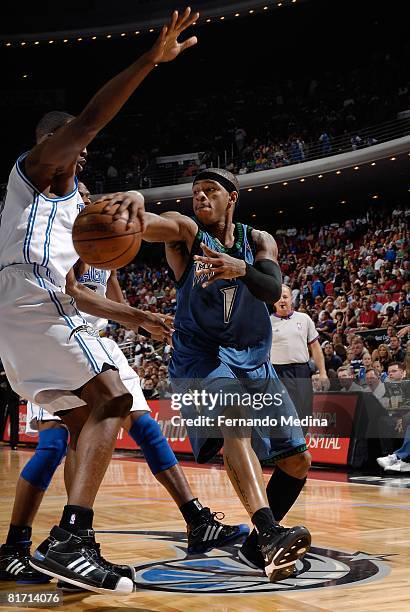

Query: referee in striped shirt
270,285,329,432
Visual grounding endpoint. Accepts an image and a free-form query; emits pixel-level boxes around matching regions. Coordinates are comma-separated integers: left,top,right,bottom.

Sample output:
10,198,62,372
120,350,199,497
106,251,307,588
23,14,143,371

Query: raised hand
147,7,199,64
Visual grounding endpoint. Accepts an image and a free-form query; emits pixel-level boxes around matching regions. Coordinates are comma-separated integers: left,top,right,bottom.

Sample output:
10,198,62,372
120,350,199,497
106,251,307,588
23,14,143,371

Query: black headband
193,171,239,196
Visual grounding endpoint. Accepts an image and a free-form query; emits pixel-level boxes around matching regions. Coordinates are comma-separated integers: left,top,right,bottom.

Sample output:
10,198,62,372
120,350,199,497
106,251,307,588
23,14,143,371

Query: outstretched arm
106,271,126,304
65,268,173,341
25,8,199,195
193,229,282,302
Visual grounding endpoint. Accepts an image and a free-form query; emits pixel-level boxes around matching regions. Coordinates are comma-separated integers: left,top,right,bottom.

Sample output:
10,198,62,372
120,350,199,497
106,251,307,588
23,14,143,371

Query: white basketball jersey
0,153,83,287
76,267,110,331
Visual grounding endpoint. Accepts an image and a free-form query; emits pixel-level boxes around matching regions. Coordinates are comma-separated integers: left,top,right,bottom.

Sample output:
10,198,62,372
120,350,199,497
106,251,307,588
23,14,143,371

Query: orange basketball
72,199,142,270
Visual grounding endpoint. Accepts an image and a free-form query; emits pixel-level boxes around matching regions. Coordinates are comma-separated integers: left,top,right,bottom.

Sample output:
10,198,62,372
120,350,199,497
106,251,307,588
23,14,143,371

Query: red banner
6,395,359,466
306,393,358,465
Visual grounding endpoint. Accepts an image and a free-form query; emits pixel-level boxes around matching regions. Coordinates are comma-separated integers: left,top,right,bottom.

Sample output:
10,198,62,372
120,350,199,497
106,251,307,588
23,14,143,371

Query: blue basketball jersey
171,221,272,370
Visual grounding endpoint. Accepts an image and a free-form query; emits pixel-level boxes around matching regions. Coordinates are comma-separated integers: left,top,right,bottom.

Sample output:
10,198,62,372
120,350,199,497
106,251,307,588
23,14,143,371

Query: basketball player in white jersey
0,181,247,586
0,8,199,595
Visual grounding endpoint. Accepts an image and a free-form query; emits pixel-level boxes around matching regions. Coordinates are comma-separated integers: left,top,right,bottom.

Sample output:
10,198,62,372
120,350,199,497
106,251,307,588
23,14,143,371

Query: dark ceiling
1,0,309,37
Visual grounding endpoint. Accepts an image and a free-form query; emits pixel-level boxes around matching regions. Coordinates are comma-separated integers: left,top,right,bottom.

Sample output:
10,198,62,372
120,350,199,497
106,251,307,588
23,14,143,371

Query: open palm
148,7,199,64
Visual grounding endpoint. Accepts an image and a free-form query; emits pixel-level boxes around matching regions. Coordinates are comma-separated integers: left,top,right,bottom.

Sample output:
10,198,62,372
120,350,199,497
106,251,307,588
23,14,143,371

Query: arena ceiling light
278,210,284,214
318,174,323,178
336,170,341,175
282,182,288,186
247,188,253,192
264,185,269,189
372,195,379,199
176,199,181,203
300,178,305,182
390,157,396,161
354,166,359,170
340,200,347,204
371,162,376,166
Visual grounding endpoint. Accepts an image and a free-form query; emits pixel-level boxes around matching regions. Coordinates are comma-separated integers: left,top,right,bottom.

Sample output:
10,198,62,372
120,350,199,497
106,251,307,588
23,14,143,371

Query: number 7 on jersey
220,285,238,324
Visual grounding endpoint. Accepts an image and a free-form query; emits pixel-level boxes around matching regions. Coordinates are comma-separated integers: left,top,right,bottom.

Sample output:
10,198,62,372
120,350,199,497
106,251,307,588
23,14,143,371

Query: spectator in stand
362,352,373,370
337,366,363,392
322,341,343,373
397,305,410,327
376,344,392,372
319,131,331,155
344,306,357,329
358,297,379,329
316,311,335,336
369,293,383,314
365,368,387,403
389,335,406,363
381,291,398,316
312,275,325,299
142,378,160,400
349,336,366,378
380,306,399,328
373,359,388,383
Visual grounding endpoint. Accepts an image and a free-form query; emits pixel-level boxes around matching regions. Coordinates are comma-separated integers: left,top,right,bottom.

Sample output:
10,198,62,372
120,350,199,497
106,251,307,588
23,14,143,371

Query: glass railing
83,115,410,193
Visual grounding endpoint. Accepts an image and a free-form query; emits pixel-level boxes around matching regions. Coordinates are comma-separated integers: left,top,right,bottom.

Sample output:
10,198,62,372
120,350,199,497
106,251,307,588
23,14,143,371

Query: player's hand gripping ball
72,191,145,270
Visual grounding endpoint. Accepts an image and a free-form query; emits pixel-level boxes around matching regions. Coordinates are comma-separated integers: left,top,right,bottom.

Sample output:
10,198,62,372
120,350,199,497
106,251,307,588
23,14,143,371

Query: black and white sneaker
187,508,249,554
29,526,134,595
0,543,51,584
259,524,311,582
56,529,135,593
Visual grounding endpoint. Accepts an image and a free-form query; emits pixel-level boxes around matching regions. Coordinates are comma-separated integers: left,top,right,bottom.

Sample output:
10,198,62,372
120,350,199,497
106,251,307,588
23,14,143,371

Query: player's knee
101,391,133,419
278,450,311,478
129,413,177,475
21,427,68,490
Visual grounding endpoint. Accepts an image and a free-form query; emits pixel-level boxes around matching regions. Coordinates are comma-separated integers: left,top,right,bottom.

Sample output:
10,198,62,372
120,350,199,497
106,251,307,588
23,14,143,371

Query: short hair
388,362,405,371
337,365,351,374
352,336,364,345
35,111,75,142
365,368,378,376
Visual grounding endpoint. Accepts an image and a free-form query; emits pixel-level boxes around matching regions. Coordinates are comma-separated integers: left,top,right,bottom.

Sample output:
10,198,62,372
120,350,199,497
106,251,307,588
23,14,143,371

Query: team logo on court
102,530,392,594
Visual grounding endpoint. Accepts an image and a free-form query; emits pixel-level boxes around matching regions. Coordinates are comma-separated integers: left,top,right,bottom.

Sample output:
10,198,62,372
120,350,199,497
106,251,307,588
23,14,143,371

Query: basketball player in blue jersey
0,182,247,586
0,8,200,595
140,168,312,581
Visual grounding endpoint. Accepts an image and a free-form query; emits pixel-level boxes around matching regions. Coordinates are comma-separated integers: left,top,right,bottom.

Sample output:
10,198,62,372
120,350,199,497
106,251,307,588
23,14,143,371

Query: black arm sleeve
241,259,282,303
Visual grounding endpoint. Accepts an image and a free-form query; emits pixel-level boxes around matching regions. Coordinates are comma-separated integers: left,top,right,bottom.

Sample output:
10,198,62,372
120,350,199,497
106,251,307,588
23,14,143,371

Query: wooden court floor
1,446,410,611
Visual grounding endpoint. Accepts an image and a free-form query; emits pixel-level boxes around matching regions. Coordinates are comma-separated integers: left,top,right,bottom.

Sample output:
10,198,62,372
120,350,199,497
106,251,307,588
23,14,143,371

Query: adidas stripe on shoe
29,526,133,595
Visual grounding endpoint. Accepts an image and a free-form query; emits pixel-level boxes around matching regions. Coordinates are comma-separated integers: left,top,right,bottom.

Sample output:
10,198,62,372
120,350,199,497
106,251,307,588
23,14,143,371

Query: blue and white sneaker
0,542,51,584
187,508,249,554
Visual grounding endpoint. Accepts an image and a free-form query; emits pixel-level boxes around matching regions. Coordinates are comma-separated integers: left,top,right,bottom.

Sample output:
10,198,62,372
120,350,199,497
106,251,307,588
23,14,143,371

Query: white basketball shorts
0,266,149,416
